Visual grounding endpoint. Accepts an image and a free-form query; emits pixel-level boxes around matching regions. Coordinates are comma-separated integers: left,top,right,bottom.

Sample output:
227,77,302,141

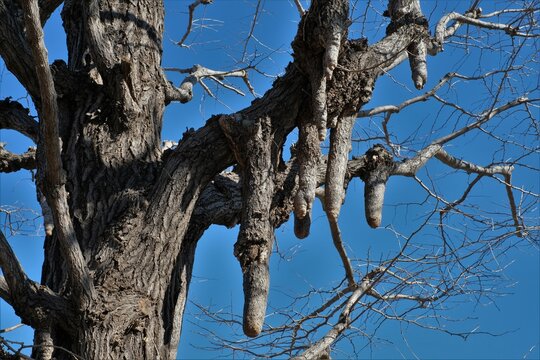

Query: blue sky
1,0,539,359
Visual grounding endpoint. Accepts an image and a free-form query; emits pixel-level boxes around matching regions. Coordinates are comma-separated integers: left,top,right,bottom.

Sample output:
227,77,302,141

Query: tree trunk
34,1,206,358
0,0,432,358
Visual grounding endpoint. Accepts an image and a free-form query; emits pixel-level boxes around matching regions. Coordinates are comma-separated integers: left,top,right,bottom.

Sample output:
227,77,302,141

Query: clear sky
0,0,538,359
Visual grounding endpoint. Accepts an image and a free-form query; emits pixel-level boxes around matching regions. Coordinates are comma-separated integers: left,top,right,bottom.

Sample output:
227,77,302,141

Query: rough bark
222,115,277,337
359,145,393,228
291,0,349,226
0,0,439,358
0,145,36,173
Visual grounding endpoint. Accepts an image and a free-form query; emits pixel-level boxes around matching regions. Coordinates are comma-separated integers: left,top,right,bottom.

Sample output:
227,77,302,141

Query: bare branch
327,218,356,287
21,0,60,194
164,65,255,103
241,0,262,62
21,0,95,303
198,79,215,98
480,7,540,19
0,339,33,360
358,69,522,118
0,144,36,173
367,288,438,303
434,148,513,176
292,272,377,360
435,10,538,50
434,97,537,145
504,174,524,237
0,230,74,330
0,98,39,142
395,142,525,238
0,231,34,302
293,0,305,16
0,1,39,98
440,174,483,215
0,323,23,334
209,76,245,96
177,0,213,47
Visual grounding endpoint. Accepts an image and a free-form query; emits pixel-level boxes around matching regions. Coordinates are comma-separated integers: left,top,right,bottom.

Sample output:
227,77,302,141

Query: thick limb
0,230,74,331
408,39,427,89
233,116,276,337
294,120,321,222
325,114,356,220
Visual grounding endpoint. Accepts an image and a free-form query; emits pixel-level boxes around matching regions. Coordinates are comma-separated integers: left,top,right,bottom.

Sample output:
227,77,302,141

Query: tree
0,0,538,358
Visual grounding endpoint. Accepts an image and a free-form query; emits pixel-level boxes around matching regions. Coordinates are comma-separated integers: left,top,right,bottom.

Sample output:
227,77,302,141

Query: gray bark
0,0,435,358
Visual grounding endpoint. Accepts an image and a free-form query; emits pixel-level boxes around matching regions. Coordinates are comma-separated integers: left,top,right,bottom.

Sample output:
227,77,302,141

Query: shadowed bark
0,0,534,359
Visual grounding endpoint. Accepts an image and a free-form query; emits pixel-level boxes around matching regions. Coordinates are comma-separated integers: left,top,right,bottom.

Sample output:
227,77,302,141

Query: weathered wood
0,0,442,357
359,145,393,228
233,116,276,337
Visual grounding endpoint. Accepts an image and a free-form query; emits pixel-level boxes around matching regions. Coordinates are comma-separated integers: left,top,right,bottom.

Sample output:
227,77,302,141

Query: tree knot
359,144,393,182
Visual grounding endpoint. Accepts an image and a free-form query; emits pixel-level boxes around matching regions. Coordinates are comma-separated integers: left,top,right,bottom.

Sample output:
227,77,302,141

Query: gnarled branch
0,230,74,331
325,114,356,220
228,115,276,338
0,98,39,142
0,144,36,173
164,65,255,104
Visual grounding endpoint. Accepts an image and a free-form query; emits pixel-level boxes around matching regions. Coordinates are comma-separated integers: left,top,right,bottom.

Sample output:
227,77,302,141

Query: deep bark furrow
360,145,393,228
8,0,437,357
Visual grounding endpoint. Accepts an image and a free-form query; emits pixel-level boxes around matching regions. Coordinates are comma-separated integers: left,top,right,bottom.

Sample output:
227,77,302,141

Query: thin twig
177,0,213,47
327,218,356,287
242,0,262,62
